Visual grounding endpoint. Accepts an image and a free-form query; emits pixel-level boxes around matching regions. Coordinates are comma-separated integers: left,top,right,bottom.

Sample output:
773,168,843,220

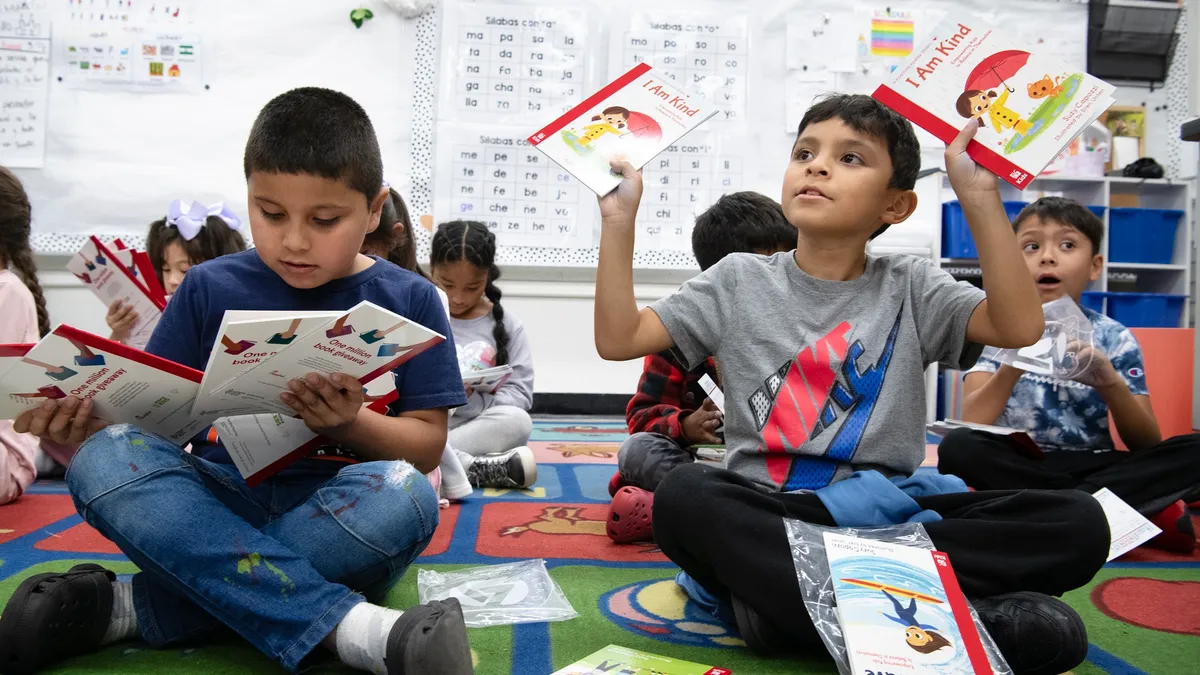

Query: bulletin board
411,0,1096,268
11,1,421,254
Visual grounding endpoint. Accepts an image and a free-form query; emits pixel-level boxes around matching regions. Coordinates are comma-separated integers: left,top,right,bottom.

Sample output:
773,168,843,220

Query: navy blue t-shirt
146,249,466,468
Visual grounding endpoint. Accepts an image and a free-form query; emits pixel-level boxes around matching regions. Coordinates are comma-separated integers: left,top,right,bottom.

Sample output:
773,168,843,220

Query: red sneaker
1148,499,1196,554
608,471,627,498
608,486,654,544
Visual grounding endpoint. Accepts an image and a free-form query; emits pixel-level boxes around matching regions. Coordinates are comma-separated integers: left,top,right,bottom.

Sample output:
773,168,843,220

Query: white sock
335,602,404,675
101,580,138,645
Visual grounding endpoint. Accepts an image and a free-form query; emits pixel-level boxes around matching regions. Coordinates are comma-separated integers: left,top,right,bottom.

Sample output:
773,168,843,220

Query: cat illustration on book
880,589,953,654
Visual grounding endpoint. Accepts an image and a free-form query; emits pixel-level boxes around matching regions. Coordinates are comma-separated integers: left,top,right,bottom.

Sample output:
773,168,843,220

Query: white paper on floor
417,559,578,627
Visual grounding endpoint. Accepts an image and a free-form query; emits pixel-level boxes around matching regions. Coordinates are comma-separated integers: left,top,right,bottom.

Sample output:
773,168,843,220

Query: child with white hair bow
107,199,247,344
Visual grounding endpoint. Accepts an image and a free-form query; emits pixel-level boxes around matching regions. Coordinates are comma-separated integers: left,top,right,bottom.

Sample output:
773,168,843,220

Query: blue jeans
67,425,439,672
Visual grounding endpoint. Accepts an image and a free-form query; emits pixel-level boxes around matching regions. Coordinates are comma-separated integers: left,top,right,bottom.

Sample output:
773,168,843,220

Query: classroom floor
1,417,1198,674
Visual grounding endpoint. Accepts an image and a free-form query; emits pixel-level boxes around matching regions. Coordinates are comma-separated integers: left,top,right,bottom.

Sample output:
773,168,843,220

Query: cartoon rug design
0,418,1196,674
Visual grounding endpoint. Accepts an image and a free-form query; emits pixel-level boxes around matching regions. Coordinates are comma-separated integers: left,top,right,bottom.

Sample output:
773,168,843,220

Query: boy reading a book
0,88,472,675
938,197,1200,552
593,94,1110,674
608,191,796,544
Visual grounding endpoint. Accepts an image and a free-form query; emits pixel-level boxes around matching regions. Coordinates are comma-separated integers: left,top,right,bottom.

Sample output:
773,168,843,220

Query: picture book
191,312,340,418
1093,487,1161,561
551,645,731,675
113,246,167,306
926,419,1043,459
66,236,165,349
457,341,512,394
462,365,512,394
529,62,718,196
824,532,995,674
872,17,1115,188
0,326,208,445
213,301,445,417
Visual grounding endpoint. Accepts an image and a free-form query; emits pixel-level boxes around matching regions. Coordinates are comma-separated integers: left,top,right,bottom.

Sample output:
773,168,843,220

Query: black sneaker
466,446,537,489
973,591,1088,675
730,594,823,656
0,564,116,675
385,597,473,675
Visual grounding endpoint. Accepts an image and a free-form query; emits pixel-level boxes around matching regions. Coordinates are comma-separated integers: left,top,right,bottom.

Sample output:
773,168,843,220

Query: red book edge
528,62,652,145
358,335,445,385
872,84,1035,190
0,344,34,358
90,237,167,311
134,250,168,306
53,324,204,384
112,238,128,250
931,550,993,674
703,668,732,675
242,390,401,486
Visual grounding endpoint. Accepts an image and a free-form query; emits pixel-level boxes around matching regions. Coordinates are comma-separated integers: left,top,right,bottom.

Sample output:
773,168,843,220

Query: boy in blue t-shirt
939,197,1200,553
1,88,472,675
593,94,1109,675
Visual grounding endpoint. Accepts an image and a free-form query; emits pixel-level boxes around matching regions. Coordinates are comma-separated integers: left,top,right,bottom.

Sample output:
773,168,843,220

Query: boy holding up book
938,197,1200,552
593,94,1109,674
0,88,473,675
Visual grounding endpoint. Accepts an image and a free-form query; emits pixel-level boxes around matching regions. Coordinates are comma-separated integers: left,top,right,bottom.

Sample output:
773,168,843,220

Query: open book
926,419,1043,459
551,645,731,675
873,17,1114,188
825,532,994,674
529,62,717,196
66,236,166,349
0,301,444,484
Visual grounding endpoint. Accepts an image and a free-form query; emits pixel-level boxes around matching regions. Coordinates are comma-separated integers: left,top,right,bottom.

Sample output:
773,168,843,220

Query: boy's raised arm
594,160,674,361
945,123,1045,348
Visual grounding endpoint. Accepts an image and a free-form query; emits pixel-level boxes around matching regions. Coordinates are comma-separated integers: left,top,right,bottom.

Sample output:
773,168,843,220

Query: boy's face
247,172,388,289
782,119,915,241
1016,215,1102,303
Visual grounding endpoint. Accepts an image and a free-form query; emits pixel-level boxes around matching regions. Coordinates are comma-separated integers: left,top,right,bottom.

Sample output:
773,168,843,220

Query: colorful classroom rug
0,418,1197,674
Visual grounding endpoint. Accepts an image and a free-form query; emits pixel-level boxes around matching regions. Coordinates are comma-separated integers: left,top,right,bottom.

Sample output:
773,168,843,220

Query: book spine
872,84,1034,189
528,62,652,145
931,551,993,674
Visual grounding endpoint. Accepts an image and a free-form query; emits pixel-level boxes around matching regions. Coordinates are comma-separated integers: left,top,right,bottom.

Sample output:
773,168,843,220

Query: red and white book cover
213,301,445,418
529,62,717,196
872,17,1114,189
0,326,208,445
66,237,165,348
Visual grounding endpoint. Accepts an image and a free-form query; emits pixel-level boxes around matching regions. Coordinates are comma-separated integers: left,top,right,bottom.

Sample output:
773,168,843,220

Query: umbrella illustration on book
964,50,1031,94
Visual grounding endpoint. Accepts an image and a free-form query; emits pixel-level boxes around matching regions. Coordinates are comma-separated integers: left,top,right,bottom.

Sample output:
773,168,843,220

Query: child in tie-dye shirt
939,197,1200,553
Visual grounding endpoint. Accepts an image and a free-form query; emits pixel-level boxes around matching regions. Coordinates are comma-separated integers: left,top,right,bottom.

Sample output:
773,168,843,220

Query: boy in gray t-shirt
594,95,1109,675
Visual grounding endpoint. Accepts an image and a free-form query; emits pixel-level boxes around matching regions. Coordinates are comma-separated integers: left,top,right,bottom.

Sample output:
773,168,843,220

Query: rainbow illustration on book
871,14,915,57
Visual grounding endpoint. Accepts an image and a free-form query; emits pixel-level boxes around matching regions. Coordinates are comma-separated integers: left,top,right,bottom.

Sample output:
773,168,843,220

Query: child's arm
491,317,534,411
960,367,1023,424
1101,380,1160,451
945,123,1045,348
594,161,675,361
1073,336,1160,450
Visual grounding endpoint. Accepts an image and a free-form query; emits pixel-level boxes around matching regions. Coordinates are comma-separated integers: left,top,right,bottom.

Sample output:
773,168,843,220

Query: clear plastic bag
784,519,1013,675
982,296,1094,379
416,559,578,628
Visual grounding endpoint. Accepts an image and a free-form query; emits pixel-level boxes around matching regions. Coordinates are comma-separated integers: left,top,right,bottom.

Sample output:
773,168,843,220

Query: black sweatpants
939,429,1200,517
652,463,1110,648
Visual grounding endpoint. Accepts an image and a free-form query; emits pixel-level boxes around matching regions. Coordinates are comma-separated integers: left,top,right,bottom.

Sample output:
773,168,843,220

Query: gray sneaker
466,446,537,489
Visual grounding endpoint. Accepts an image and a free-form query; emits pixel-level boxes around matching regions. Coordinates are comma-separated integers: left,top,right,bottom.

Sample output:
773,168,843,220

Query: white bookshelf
925,174,1195,423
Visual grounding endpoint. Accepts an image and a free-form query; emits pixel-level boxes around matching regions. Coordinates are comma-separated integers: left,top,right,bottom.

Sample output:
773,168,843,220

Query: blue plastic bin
1087,205,1106,220
942,201,1027,259
1108,208,1184,264
1104,292,1186,327
1079,291,1105,313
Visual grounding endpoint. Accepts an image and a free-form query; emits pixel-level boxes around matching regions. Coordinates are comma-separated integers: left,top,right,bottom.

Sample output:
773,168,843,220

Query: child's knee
506,407,533,441
1054,490,1110,573
333,462,441,553
66,424,183,503
653,463,720,524
935,429,975,470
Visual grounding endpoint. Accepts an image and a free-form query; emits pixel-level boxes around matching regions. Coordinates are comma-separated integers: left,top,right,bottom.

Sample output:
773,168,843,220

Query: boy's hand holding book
945,121,1001,207
599,159,643,229
280,372,364,438
1065,340,1121,390
682,399,722,445
14,397,107,446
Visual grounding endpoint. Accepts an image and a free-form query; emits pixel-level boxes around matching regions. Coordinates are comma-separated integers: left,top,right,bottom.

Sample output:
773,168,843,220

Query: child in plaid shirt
607,192,796,543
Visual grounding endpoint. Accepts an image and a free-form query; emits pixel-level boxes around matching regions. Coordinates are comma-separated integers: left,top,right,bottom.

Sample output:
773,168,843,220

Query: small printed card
551,645,731,675
873,17,1114,188
1093,488,1161,561
824,532,993,674
529,62,718,196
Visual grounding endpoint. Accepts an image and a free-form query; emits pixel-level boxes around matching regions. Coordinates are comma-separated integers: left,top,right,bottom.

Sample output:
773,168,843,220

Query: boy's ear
368,187,389,230
882,189,919,226
1089,252,1104,283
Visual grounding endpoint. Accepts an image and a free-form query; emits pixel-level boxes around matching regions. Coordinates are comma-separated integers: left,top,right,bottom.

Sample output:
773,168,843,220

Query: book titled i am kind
529,62,717,196
873,17,1114,189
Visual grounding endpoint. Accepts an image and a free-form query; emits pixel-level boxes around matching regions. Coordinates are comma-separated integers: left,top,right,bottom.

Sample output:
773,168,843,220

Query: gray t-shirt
651,252,985,491
450,310,534,420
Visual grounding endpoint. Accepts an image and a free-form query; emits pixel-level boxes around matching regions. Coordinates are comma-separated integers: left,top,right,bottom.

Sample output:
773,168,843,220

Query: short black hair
796,94,921,191
243,87,383,203
691,191,796,271
1013,197,1104,255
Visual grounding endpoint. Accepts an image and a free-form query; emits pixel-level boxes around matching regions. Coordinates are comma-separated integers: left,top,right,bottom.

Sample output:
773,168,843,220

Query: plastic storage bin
941,201,1027,259
1104,292,1186,328
1087,205,1106,220
1079,291,1105,313
1107,208,1184,264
